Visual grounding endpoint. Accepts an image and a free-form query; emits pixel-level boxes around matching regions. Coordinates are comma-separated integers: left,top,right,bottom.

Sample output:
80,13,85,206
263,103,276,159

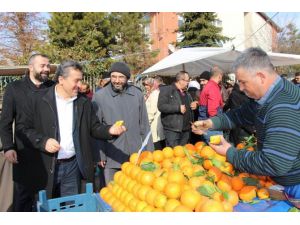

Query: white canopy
141,47,300,77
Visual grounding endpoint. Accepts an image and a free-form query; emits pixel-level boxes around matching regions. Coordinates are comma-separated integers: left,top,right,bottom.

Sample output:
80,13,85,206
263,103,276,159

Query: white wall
216,12,246,51
244,12,273,52
217,12,273,52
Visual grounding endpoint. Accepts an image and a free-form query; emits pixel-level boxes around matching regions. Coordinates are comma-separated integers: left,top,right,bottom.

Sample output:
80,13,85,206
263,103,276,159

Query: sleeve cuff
210,116,222,130
226,146,237,164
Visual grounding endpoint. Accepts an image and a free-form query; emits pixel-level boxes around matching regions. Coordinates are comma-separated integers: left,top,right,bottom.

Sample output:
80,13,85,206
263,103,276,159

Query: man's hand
4,150,18,164
209,136,232,156
98,160,106,168
180,105,186,114
190,101,198,110
109,124,126,136
45,138,61,153
191,119,213,135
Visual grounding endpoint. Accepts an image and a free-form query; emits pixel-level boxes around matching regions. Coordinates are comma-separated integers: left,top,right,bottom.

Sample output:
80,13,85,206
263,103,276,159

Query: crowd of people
1,47,300,212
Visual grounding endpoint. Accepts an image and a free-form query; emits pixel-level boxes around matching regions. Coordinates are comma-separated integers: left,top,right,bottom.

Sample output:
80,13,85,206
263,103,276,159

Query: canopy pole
182,63,185,71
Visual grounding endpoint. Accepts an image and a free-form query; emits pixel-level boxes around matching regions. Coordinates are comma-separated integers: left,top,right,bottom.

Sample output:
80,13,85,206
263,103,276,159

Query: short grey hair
175,71,189,81
232,47,274,74
55,60,83,81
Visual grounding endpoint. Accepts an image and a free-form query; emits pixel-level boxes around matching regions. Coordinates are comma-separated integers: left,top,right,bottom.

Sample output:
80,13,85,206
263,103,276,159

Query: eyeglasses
181,79,190,82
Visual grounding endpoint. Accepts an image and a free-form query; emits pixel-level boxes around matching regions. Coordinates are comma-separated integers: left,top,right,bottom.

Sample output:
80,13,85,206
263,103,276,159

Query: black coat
0,75,54,194
17,85,113,197
158,84,194,132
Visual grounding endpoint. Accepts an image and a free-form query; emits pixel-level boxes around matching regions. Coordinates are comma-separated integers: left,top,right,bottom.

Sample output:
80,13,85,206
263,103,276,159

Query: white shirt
55,88,77,159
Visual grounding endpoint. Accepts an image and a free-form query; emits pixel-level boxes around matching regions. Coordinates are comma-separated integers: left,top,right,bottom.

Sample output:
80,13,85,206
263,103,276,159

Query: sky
266,12,300,29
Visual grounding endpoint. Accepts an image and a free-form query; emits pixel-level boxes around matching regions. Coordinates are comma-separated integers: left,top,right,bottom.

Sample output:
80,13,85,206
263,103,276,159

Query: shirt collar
55,86,77,102
256,76,281,105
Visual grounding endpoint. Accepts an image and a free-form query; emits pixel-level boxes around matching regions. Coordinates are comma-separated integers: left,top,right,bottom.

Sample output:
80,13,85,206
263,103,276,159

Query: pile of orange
99,142,275,212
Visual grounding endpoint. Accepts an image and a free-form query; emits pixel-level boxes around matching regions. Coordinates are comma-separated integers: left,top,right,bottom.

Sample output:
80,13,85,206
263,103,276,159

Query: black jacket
0,75,54,193
17,85,113,197
158,84,194,132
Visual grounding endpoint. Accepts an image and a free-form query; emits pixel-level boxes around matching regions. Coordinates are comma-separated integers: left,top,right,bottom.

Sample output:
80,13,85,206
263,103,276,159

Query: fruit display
99,141,275,212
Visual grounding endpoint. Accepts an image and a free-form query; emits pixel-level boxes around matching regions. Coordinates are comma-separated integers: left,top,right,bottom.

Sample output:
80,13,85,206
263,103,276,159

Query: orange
179,158,192,168
173,145,185,157
137,185,151,201
141,205,154,212
124,163,134,176
164,199,181,212
195,141,206,153
214,153,226,162
123,193,134,206
212,192,224,201
135,201,148,212
199,199,225,212
164,182,183,199
185,143,197,152
188,176,206,190
236,142,245,150
162,146,174,159
132,183,142,198
152,150,164,163
231,176,245,192
162,158,173,169
173,204,193,212
217,176,232,192
207,166,222,182
129,153,139,165
167,171,186,184
257,188,270,199
203,159,213,170
140,151,153,164
145,189,159,206
126,180,137,193
180,189,202,210
153,176,168,192
99,187,109,199
209,135,221,145
181,166,194,178
222,200,233,212
153,193,168,208
247,146,255,151
129,165,142,180
192,164,205,174
226,190,239,206
200,146,216,159
121,161,131,172
113,170,123,183
239,186,257,202
128,198,139,211
220,162,234,175
194,195,210,212
140,171,155,186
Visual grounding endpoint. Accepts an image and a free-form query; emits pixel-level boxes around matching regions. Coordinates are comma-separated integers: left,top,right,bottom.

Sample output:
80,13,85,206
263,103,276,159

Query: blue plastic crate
37,183,112,212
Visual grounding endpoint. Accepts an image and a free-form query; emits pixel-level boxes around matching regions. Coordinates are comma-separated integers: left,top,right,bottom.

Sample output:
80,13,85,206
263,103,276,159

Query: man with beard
92,62,153,184
0,54,55,211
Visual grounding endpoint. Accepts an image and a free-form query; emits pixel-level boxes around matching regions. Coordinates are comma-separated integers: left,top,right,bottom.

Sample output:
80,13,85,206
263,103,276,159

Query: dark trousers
164,129,190,148
52,157,81,198
154,140,166,150
13,182,36,212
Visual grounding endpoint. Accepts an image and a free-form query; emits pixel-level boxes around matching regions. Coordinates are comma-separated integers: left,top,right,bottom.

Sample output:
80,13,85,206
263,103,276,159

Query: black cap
199,71,211,81
109,62,131,79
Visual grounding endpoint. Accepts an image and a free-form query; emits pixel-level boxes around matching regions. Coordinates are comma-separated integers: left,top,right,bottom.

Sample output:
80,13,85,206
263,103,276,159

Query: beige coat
145,89,165,143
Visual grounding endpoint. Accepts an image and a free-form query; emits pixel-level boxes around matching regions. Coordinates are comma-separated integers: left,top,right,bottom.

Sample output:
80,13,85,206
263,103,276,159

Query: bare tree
0,12,47,65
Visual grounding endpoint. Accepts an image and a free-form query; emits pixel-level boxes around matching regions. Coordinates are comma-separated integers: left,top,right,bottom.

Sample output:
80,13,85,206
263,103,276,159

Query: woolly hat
109,62,131,79
188,80,200,90
199,71,211,81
